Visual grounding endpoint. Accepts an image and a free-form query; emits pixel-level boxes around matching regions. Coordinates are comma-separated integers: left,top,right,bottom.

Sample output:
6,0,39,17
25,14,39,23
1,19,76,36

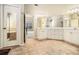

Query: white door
3,5,21,47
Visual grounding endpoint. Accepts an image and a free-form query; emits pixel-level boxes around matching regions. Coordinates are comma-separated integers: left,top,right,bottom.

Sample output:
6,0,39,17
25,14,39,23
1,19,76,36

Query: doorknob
3,28,6,29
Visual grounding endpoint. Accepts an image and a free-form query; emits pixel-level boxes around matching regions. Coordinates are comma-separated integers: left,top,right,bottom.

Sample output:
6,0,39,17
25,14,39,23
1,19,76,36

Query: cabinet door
64,29,72,42
64,29,79,45
52,29,63,40
57,29,64,40
47,29,51,39
37,30,47,39
71,30,79,45
50,29,54,39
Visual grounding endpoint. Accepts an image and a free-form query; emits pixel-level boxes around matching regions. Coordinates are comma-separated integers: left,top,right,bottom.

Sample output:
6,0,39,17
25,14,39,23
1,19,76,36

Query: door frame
0,4,24,48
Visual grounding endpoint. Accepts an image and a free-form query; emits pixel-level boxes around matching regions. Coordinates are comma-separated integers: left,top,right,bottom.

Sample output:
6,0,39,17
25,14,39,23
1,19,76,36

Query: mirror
37,16,63,30
69,13,79,27
51,16,63,27
7,12,16,40
37,17,47,29
65,8,79,28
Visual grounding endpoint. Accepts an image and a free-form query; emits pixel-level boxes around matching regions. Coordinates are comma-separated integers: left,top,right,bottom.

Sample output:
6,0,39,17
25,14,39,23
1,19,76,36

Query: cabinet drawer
37,31,47,39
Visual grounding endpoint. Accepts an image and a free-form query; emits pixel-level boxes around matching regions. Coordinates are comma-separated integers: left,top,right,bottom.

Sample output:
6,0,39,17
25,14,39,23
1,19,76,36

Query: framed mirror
37,16,64,30
69,13,79,27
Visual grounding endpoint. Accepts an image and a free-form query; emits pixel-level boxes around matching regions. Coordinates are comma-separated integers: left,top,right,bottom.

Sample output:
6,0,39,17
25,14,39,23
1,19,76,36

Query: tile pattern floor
9,39,79,55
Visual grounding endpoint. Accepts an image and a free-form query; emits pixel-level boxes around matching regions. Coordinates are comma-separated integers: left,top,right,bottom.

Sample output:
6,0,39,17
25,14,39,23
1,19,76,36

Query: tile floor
8,39,79,55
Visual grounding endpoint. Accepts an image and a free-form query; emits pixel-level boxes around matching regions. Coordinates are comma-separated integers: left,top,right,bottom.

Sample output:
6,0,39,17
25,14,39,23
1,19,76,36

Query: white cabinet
53,28,64,40
37,29,47,40
26,31,34,39
72,30,79,45
37,28,64,40
64,28,79,45
47,29,54,39
64,29,72,43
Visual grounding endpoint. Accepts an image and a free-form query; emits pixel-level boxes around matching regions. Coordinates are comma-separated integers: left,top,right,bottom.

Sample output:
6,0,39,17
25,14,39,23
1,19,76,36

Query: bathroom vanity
64,11,79,45
37,28,64,40
36,16,64,40
36,12,79,45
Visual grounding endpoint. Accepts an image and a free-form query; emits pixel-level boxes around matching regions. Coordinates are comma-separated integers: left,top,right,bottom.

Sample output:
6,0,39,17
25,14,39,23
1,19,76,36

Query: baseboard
35,38,79,47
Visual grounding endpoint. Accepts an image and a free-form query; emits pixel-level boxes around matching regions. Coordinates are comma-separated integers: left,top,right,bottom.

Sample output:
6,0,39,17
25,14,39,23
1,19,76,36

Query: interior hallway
8,39,79,55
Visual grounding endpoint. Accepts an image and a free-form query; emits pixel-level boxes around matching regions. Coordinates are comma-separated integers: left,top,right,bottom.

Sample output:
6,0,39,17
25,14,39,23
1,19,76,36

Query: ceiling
24,4,79,16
